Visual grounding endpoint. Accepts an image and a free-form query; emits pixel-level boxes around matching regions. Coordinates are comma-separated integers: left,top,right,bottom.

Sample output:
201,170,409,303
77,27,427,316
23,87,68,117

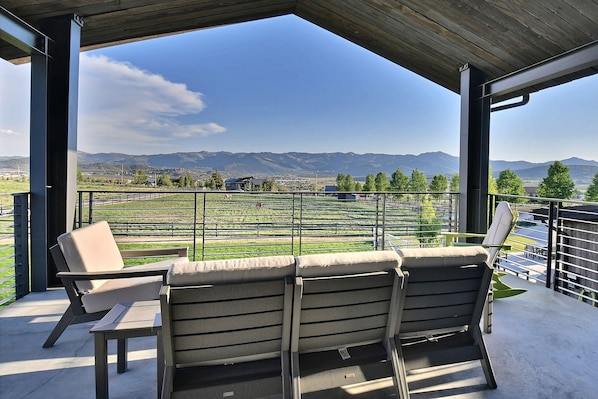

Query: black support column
40,14,83,286
459,64,491,234
29,49,49,292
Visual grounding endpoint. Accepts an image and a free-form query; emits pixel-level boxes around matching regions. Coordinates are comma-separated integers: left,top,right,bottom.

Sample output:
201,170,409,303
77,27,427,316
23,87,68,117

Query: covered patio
2,274,598,398
1,2,598,398
1,1,597,292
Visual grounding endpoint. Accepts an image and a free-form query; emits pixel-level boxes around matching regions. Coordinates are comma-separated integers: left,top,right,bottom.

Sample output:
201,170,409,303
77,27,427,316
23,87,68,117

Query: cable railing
2,189,597,309
74,190,458,260
491,194,598,307
0,192,29,306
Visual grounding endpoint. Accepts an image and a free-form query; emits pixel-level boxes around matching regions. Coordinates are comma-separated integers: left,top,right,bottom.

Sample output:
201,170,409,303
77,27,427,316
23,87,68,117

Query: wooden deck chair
394,246,497,399
43,221,188,348
291,251,406,398
160,255,296,399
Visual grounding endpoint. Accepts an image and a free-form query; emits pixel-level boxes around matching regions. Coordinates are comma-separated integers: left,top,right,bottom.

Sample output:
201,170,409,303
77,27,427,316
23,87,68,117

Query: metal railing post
13,193,30,299
192,192,198,261
546,202,557,289
77,190,83,228
88,191,94,225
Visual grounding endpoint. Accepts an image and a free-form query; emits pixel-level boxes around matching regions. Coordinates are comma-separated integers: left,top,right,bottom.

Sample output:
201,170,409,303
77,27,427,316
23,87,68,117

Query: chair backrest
293,251,403,353
482,201,516,264
57,221,124,293
395,246,491,338
161,255,296,367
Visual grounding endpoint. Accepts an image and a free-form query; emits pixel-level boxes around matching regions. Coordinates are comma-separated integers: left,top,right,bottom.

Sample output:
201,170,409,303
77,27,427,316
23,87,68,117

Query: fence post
13,193,30,299
88,191,94,225
548,202,561,290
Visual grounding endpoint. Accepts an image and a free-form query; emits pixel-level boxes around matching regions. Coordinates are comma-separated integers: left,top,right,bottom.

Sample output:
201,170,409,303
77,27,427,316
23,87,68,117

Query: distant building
524,186,538,197
225,176,266,191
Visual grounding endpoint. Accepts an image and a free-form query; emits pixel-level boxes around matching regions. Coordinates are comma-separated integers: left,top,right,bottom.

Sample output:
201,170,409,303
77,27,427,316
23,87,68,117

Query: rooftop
2,274,597,398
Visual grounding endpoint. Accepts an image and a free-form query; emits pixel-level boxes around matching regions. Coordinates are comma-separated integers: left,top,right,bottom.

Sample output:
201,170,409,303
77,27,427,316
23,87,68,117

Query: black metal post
13,194,30,299
41,14,84,286
459,63,491,235
29,49,48,292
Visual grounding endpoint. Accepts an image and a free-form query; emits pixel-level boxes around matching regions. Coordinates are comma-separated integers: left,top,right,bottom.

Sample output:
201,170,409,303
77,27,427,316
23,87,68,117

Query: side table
90,300,163,399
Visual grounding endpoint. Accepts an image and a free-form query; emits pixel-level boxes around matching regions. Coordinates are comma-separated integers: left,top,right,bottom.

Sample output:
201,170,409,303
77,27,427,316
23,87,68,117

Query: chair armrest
451,242,511,251
441,232,487,239
57,267,169,282
441,232,486,246
120,247,189,258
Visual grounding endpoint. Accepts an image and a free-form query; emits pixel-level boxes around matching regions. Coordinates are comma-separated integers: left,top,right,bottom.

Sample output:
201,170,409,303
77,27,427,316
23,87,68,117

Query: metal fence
75,190,458,260
3,189,597,308
491,194,598,306
0,192,29,306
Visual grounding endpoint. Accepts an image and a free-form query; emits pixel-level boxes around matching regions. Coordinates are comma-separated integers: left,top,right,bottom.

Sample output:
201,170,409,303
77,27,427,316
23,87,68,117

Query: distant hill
2,152,597,187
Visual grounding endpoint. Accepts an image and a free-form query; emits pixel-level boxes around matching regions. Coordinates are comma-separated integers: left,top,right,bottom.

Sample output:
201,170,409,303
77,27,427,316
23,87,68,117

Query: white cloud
0,129,20,136
0,60,30,156
78,54,226,153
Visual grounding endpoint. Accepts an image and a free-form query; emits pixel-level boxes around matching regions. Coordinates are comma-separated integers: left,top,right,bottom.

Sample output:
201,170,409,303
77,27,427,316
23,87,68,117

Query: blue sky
1,15,597,162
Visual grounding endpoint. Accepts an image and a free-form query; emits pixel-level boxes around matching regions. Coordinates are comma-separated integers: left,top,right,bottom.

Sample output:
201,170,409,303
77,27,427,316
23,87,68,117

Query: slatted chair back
291,251,405,398
394,246,497,398
160,255,296,399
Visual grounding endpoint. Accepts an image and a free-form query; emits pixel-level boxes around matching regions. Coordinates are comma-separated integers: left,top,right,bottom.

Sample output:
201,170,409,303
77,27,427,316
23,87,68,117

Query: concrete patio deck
1,274,597,399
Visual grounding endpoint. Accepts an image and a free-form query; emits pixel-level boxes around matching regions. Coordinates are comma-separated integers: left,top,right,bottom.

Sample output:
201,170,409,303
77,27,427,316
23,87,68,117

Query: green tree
416,196,442,245
158,173,172,186
178,172,194,188
488,168,498,195
584,172,598,202
354,181,363,191
363,174,376,191
335,173,345,190
390,168,409,198
390,168,409,192
77,168,84,182
133,169,148,185
537,161,575,199
336,173,355,191
497,169,525,201
206,171,224,190
450,174,459,192
375,172,389,191
261,177,277,191
428,174,448,199
409,169,428,193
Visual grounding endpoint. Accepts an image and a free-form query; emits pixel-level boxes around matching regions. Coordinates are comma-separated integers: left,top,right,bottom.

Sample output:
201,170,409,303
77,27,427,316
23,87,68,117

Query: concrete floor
1,274,598,399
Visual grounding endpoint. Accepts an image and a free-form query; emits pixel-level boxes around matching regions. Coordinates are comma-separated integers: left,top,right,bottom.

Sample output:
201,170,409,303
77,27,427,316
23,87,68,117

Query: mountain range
2,151,597,187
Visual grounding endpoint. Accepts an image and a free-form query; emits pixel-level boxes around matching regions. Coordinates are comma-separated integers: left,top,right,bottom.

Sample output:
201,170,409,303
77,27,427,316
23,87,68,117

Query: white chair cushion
482,202,515,264
167,255,296,286
57,221,124,293
398,246,489,268
296,250,401,277
82,275,162,313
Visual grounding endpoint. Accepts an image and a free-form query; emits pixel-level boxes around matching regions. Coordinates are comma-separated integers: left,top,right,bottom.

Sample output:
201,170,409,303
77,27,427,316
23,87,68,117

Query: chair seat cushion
81,259,188,313
82,275,162,313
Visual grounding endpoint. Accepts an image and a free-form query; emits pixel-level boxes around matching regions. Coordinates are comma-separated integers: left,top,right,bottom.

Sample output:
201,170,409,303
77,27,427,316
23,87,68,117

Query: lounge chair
394,246,497,398
43,220,188,348
291,251,406,398
160,255,296,399
442,201,521,332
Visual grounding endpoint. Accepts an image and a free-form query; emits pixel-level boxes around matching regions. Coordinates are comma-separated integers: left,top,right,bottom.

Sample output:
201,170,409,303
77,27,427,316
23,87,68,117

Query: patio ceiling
2,0,597,99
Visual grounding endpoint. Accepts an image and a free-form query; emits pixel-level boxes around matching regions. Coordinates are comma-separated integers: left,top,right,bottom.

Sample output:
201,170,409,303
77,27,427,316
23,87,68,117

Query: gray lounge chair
394,246,497,398
291,251,406,398
43,221,188,348
161,255,296,399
